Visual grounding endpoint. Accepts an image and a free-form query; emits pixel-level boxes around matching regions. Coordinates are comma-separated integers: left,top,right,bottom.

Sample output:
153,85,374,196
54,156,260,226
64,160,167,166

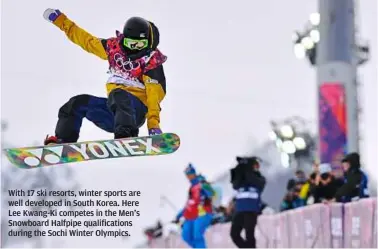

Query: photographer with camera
312,163,344,203
229,156,266,248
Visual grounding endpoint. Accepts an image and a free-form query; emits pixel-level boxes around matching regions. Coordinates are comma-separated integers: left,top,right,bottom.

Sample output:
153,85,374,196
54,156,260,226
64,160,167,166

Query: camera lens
320,173,329,180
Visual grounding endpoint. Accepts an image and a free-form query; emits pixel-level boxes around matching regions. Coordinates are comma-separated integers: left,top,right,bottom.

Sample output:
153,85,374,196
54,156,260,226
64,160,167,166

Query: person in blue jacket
230,156,266,248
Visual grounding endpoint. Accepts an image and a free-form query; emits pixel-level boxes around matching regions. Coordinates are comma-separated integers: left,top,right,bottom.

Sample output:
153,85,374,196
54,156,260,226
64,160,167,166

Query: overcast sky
1,0,376,247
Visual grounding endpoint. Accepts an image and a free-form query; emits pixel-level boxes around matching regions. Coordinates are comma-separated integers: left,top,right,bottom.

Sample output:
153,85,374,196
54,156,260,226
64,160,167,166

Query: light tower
269,116,316,170
292,0,370,170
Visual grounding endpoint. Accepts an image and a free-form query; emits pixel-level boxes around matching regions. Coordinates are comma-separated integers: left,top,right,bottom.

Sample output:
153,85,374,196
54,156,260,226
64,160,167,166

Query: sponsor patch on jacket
146,78,159,84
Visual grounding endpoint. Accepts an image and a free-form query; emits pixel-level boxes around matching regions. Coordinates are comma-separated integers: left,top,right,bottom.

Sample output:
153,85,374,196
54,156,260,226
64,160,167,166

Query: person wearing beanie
174,164,214,248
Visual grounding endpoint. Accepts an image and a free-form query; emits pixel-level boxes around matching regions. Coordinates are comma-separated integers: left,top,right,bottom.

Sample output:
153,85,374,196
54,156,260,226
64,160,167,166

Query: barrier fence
148,198,376,248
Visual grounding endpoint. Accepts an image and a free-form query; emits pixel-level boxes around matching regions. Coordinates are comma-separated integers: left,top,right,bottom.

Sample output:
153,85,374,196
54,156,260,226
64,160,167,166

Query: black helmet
123,17,150,40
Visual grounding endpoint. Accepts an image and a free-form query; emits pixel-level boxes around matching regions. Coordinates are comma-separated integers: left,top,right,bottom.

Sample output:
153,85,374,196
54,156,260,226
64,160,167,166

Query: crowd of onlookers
143,152,370,247
280,152,370,212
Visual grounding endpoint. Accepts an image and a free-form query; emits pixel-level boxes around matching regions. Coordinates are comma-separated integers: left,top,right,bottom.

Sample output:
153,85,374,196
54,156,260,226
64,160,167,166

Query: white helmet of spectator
319,163,332,175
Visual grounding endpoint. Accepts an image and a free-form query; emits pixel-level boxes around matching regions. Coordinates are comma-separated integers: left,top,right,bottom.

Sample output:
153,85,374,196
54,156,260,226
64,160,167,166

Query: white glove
43,8,62,23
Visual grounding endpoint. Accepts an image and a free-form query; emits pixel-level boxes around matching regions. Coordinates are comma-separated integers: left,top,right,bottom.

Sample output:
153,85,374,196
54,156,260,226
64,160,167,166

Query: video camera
230,156,266,190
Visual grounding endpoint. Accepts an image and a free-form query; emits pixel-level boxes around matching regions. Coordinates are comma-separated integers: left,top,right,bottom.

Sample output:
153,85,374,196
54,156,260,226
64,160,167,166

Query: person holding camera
312,163,344,203
229,156,266,248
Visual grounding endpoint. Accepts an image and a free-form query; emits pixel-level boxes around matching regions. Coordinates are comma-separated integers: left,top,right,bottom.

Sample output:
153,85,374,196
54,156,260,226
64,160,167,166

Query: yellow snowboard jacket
52,14,166,130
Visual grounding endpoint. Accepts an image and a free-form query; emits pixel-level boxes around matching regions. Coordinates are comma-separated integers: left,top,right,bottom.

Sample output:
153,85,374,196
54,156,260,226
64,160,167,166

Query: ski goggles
123,38,149,50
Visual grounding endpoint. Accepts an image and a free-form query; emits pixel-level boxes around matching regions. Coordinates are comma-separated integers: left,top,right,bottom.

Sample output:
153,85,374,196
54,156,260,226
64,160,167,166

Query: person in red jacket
174,164,213,248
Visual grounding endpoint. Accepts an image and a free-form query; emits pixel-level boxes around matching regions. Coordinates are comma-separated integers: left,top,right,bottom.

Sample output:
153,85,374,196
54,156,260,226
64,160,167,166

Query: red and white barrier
343,198,376,248
149,198,377,248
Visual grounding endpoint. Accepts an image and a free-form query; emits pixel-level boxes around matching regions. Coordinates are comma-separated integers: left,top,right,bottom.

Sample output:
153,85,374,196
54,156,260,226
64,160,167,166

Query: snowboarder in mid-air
42,9,167,145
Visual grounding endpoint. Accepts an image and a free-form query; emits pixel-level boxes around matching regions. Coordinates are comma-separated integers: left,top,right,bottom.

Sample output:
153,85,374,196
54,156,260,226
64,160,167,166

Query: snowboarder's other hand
43,9,62,23
149,128,162,136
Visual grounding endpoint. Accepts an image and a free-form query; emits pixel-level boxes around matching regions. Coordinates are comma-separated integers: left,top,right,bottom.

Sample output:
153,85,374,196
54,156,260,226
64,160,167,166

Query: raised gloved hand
43,8,62,23
149,128,162,136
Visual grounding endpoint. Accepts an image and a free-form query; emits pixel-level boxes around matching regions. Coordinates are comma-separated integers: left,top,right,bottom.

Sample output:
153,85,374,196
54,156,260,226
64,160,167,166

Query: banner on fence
149,198,377,248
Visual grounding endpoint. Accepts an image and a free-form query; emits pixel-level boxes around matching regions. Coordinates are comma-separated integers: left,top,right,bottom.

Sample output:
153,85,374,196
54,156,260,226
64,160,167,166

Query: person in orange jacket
43,9,167,144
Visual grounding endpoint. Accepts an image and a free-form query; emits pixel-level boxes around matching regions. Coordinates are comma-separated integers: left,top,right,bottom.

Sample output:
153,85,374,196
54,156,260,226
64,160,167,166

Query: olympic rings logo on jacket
113,53,141,72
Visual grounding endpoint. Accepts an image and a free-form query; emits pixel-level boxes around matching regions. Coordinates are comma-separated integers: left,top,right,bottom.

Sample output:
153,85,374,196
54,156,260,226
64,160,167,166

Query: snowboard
3,133,180,169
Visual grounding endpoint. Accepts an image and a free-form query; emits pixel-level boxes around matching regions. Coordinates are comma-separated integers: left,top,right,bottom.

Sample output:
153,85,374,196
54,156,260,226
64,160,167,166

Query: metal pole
316,0,359,168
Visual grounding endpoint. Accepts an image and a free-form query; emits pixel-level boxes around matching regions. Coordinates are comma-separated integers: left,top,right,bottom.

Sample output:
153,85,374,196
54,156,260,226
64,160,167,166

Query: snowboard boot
114,127,139,139
44,135,63,145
